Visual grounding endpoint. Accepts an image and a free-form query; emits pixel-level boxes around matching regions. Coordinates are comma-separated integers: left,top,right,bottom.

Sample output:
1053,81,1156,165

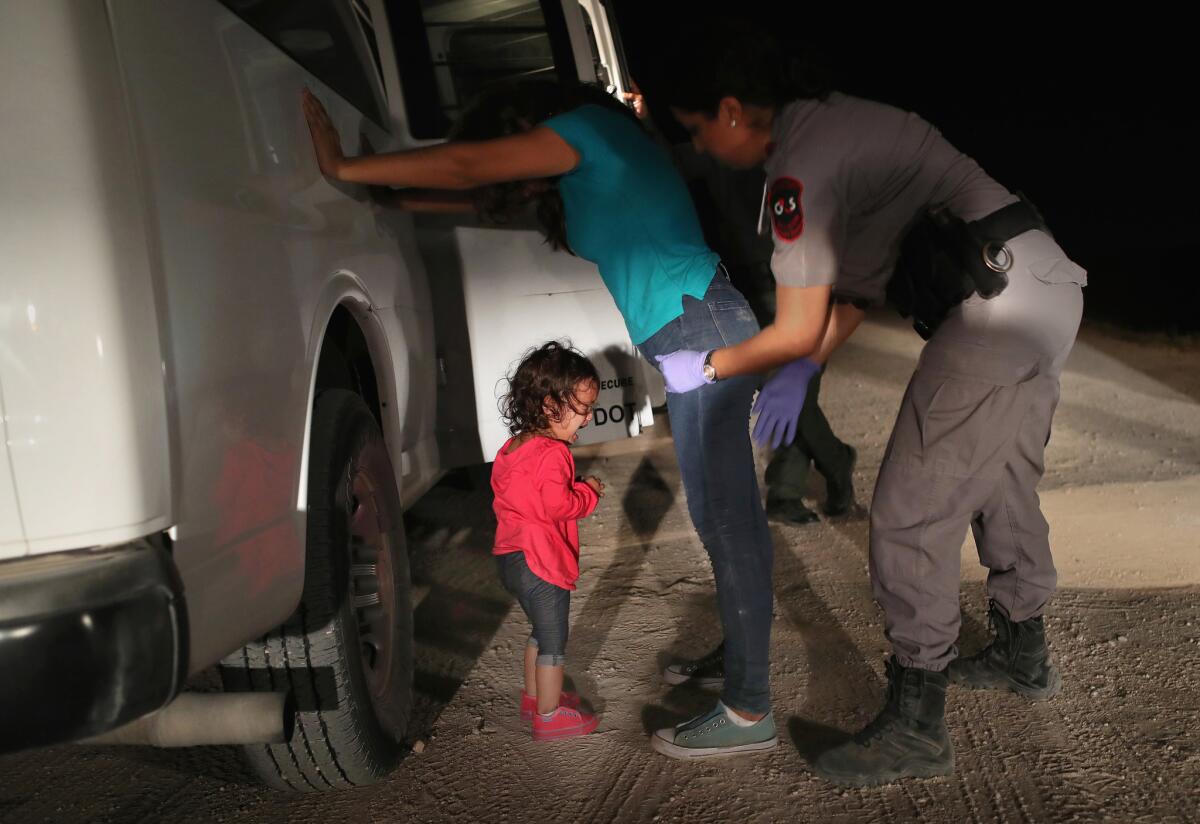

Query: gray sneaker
651,702,779,759
662,642,725,688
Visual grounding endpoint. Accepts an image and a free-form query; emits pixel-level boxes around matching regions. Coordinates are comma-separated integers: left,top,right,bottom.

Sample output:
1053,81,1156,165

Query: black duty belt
887,194,1049,339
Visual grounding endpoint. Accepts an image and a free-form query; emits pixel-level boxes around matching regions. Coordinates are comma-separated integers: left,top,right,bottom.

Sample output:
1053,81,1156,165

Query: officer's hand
752,358,821,449
655,350,711,393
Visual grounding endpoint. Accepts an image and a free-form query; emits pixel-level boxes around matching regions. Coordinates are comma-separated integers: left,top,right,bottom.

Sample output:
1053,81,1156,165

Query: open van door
386,0,664,465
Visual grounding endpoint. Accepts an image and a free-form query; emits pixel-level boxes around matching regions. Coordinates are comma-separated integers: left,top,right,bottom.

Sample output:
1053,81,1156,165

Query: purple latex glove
654,349,713,393
752,357,821,448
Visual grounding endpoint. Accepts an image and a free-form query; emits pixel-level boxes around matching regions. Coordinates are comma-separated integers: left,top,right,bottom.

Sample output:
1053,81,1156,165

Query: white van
0,0,657,790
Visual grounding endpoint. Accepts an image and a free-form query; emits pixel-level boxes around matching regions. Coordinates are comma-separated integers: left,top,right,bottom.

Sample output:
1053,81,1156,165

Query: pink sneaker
520,690,582,722
531,706,598,741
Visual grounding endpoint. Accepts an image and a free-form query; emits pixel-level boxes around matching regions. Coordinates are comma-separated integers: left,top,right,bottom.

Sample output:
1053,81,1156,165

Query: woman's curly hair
450,80,642,252
500,341,600,436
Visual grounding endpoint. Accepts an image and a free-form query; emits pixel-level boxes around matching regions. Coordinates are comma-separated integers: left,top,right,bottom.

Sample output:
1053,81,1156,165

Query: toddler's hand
585,476,605,498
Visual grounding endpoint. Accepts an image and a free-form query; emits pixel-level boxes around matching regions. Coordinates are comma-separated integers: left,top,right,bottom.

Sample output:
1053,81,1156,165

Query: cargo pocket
1016,230,1088,287
918,377,999,478
920,372,1046,480
1030,257,1087,287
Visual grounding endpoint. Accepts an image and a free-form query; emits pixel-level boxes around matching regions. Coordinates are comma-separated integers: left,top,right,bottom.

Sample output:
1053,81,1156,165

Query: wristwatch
702,350,719,383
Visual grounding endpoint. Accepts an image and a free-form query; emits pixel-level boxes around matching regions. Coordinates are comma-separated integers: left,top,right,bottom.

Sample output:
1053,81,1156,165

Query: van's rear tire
221,390,413,791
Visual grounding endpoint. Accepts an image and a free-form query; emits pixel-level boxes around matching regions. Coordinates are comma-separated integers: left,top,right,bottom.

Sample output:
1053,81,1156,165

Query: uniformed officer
652,22,1086,785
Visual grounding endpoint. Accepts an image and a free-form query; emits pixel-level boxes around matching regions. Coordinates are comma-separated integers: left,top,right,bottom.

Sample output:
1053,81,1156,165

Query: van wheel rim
346,452,401,737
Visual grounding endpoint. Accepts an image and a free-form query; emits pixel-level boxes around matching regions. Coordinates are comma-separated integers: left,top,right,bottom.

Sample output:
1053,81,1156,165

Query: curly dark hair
450,80,643,252
500,341,600,436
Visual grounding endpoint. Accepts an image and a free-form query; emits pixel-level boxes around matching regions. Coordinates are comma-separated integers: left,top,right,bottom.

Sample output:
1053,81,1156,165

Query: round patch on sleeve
769,177,804,241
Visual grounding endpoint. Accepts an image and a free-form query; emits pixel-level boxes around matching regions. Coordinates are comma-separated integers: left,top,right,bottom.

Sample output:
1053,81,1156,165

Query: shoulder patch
769,177,804,241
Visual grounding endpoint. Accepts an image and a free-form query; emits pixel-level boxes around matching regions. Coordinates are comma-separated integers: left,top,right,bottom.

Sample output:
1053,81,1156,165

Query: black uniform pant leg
763,368,851,502
802,369,854,483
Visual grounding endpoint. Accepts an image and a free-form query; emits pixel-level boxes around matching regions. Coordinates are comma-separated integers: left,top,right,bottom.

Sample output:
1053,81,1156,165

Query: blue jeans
495,552,571,667
638,269,774,714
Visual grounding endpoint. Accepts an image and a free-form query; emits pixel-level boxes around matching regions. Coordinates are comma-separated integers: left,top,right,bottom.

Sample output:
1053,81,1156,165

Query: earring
730,119,737,128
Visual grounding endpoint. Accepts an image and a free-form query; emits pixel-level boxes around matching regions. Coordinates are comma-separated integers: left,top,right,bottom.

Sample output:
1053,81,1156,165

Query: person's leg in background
764,367,857,524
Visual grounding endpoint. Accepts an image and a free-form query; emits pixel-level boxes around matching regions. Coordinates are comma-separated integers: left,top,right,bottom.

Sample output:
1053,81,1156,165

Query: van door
385,0,663,464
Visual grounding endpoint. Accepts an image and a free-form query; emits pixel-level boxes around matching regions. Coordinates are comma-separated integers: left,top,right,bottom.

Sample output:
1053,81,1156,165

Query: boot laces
852,708,900,748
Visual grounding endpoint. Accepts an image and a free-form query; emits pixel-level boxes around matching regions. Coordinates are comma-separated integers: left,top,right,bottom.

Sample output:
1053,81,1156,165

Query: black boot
823,445,857,516
662,641,725,688
811,657,954,786
766,495,820,525
949,603,1062,700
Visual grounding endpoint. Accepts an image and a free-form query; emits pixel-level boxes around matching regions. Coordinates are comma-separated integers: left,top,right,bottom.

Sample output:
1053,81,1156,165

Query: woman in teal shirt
304,81,777,758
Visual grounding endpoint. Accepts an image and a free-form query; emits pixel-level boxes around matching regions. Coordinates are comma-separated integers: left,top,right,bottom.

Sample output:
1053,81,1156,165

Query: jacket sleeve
537,446,599,521
766,149,845,290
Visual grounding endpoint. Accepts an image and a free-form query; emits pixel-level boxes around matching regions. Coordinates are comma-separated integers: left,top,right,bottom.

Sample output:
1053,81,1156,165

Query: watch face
703,363,717,382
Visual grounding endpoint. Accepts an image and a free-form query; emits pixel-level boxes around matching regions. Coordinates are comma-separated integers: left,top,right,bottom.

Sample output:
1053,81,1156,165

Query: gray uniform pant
870,229,1086,671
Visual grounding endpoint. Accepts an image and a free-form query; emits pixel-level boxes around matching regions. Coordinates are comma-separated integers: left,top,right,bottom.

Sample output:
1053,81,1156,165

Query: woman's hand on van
302,87,345,179
623,79,648,121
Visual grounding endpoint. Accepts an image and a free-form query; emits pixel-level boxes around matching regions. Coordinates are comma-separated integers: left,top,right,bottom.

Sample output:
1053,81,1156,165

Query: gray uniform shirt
763,93,1017,304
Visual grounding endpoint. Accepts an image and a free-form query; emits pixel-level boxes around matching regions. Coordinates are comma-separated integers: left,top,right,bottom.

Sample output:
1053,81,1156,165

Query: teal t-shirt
542,105,719,344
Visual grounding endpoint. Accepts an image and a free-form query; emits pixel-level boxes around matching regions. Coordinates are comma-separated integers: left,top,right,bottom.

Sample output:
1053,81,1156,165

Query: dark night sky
610,4,1198,332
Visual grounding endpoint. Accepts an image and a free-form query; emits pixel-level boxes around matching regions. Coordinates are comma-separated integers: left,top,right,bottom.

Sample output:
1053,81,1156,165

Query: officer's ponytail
661,19,828,116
